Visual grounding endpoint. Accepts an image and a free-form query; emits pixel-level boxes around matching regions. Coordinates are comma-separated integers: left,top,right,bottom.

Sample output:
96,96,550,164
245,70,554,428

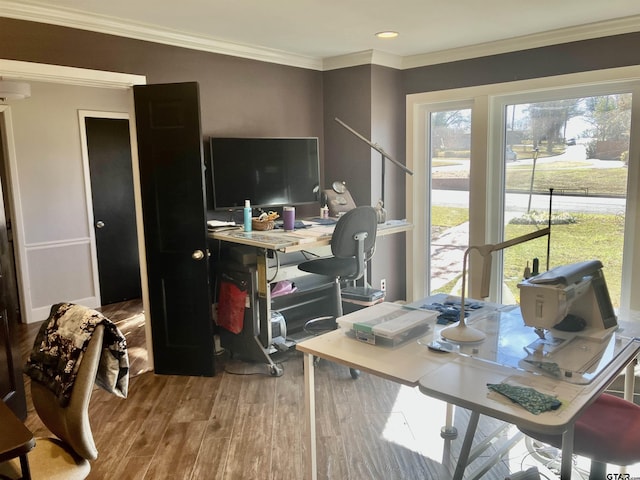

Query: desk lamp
334,117,413,222
441,228,551,343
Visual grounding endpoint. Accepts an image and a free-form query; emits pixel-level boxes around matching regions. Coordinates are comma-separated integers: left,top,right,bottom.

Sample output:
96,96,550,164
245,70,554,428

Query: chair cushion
520,393,640,466
298,256,359,278
0,437,90,480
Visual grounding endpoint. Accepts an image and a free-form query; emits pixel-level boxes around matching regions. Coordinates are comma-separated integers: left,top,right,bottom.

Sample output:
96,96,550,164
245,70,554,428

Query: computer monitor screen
209,137,320,210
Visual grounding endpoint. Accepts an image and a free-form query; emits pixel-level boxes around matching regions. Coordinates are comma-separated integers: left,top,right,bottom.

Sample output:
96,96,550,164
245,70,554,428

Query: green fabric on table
524,359,562,377
487,383,562,415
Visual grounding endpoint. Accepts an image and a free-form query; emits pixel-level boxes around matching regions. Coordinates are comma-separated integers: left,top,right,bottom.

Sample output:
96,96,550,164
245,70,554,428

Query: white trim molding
401,16,640,70
77,110,132,310
0,1,322,71
0,59,146,88
2,0,640,71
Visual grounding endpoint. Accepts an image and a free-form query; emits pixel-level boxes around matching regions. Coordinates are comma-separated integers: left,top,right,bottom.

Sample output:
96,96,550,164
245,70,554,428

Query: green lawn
506,164,628,197
431,206,624,306
503,214,623,305
433,161,628,197
431,206,468,228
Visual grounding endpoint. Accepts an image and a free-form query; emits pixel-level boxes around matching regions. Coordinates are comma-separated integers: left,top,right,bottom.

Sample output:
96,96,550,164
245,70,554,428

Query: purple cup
283,206,295,231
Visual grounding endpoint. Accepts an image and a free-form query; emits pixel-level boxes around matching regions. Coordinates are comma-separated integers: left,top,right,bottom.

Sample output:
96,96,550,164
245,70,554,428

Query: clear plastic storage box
337,302,438,347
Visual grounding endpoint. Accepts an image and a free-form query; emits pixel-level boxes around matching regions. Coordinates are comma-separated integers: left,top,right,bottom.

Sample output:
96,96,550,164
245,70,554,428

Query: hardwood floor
14,300,555,480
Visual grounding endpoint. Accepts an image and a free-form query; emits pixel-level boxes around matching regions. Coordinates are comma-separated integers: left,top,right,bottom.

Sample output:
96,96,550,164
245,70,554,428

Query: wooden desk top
0,401,35,462
210,218,412,253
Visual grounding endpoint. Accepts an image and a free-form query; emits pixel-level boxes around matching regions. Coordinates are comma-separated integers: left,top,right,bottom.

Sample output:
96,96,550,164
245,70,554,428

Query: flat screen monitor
209,137,320,211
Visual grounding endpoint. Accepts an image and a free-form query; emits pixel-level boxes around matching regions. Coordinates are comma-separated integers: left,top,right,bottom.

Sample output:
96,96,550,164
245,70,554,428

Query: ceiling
3,0,640,70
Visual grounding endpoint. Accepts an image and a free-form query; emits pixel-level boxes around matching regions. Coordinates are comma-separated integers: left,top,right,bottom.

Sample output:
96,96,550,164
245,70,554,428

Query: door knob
96,221,105,229
192,250,205,260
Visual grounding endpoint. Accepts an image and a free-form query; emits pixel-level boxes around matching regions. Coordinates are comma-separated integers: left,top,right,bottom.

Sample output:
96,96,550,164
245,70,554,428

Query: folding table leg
560,425,574,480
304,352,317,480
453,410,480,480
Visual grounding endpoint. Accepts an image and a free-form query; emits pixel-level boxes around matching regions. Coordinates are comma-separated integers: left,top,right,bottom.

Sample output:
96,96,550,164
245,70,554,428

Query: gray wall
370,65,406,299
0,18,324,142
322,65,372,205
403,32,640,94
371,65,405,220
0,18,328,321
4,17,640,306
322,64,407,299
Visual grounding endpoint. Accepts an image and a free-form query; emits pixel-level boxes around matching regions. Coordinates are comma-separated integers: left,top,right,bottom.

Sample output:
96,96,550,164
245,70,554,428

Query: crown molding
0,58,146,88
2,1,640,72
401,15,640,70
323,50,403,71
0,1,323,71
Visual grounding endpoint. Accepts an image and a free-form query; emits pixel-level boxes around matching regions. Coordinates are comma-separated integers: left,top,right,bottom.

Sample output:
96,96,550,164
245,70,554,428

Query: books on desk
207,220,236,230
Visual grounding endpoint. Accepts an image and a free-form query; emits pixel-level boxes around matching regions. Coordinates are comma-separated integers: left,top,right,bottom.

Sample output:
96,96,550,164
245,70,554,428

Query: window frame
406,66,640,316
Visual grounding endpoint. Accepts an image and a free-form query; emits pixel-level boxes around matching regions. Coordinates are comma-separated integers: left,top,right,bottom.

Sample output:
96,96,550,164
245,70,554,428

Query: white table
419,348,638,479
296,326,452,480
297,301,640,480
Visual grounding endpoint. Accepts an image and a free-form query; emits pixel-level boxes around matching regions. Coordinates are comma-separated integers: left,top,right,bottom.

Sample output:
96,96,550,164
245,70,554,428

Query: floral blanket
25,302,129,406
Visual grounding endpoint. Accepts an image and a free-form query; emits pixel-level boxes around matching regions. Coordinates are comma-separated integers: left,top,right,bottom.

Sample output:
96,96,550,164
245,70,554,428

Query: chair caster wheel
269,364,284,377
350,368,360,379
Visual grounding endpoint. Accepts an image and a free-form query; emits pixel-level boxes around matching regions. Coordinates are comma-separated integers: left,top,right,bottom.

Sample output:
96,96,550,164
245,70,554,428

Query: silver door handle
96,221,105,229
192,250,205,260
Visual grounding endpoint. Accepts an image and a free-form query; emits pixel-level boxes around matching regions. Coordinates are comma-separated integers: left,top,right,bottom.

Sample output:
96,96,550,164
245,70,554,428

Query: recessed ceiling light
375,31,399,39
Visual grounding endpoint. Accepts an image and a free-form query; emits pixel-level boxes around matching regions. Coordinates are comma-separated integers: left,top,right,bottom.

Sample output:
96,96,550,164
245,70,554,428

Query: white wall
7,81,131,322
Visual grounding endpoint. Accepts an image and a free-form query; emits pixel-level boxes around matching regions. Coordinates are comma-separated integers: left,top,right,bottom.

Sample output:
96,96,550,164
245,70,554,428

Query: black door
0,310,25,420
86,117,141,305
0,129,26,419
0,180,26,418
133,82,214,376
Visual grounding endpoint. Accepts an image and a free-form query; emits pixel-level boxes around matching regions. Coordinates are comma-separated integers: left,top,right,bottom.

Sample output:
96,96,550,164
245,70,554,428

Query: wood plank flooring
14,300,553,480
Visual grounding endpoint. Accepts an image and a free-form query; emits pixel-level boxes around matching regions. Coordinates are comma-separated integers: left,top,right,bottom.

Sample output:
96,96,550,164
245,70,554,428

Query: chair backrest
31,324,104,461
331,206,378,281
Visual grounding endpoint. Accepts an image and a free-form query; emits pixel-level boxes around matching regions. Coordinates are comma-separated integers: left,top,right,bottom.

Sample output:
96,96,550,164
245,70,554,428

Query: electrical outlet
380,278,386,291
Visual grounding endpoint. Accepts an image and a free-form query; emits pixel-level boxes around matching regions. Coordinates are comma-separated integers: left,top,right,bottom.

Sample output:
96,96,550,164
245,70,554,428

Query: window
407,67,640,315
500,95,630,307
430,108,472,295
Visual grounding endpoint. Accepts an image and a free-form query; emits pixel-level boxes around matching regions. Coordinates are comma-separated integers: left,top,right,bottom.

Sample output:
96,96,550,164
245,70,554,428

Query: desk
296,300,640,480
210,219,412,375
210,218,412,253
0,401,35,479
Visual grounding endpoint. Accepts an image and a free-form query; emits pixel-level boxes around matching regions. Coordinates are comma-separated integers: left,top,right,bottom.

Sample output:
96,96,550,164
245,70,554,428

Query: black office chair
298,206,378,377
